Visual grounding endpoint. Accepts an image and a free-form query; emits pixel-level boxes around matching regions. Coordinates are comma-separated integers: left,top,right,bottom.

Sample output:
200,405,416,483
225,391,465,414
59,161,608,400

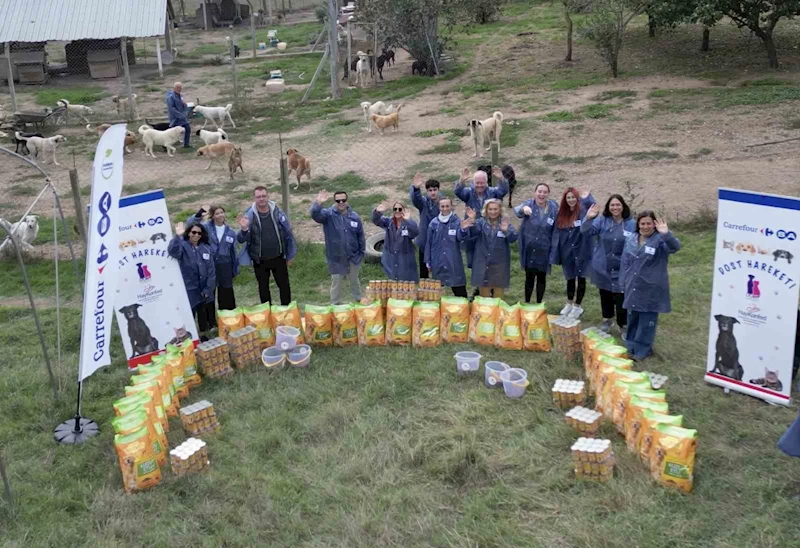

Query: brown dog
370,104,403,134
286,148,311,189
87,123,136,153
228,146,244,181
198,141,235,170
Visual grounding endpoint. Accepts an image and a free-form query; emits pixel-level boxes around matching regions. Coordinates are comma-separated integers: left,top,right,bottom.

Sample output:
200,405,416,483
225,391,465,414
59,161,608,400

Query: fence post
490,141,499,166
280,158,290,217
202,0,209,30
372,24,378,87
301,43,328,104
346,21,351,85
228,37,238,103
120,37,135,120
5,42,17,112
69,169,87,246
155,37,164,78
0,449,12,514
247,0,257,58
327,0,340,99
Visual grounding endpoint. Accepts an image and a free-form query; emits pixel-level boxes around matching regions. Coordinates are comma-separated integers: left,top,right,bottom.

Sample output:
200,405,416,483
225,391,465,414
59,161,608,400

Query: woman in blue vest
620,211,681,360
581,194,636,336
187,205,239,310
550,187,595,318
464,199,518,298
424,197,468,297
515,182,559,304
372,200,419,282
168,222,217,341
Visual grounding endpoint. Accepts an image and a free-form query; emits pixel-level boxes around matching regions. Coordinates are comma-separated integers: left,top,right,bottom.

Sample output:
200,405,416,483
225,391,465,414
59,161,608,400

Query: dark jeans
179,122,191,147
626,311,658,359
451,285,468,298
254,256,291,305
525,268,547,303
419,249,429,279
599,289,626,327
567,277,587,305
217,286,236,310
193,301,216,334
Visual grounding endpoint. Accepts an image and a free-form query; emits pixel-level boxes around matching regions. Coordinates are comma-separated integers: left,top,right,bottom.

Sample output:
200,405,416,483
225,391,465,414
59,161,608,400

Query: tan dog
370,104,403,134
469,111,504,157
286,148,311,189
736,242,756,255
87,124,136,153
228,146,244,181
197,141,235,170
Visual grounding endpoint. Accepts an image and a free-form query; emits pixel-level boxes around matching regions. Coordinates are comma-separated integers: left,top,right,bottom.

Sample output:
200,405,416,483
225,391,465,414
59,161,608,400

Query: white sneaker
568,305,584,319
599,319,613,333
560,303,573,316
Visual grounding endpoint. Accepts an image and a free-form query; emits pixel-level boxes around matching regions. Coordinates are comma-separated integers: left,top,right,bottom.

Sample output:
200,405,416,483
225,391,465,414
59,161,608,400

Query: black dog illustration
711,314,744,381
150,232,167,244
773,249,794,264
119,303,159,357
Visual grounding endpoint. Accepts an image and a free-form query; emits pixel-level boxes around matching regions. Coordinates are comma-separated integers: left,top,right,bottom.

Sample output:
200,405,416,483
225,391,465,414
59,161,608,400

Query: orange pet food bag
520,303,551,352
386,299,413,346
304,305,334,346
271,301,305,344
332,304,359,347
355,301,385,346
440,296,470,343
469,297,500,346
495,301,522,350
243,303,275,348
217,307,245,340
413,301,441,347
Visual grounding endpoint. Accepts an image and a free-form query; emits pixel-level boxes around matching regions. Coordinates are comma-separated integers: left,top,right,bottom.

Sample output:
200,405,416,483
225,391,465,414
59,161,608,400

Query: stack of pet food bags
580,329,697,493
303,303,359,347
465,297,551,351
549,316,582,360
218,302,305,350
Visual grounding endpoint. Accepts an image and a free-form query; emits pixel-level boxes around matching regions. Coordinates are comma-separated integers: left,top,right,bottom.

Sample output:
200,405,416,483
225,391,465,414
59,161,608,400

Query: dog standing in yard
139,125,184,158
360,101,396,132
229,146,244,181
111,94,138,118
198,141,235,170
11,130,43,155
14,132,66,165
370,104,403,134
194,101,236,129
57,99,93,123
468,111,504,157
287,148,311,189
87,124,137,153
356,53,370,88
196,128,229,146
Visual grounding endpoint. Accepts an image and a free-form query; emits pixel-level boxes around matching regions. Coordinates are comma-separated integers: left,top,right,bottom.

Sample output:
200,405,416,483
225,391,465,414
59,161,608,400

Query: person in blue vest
515,182,559,304
464,199,518,298
186,205,239,310
372,200,419,282
166,82,191,149
581,195,636,336
424,197,468,297
236,186,297,305
454,166,509,267
619,211,681,360
550,187,595,318
168,221,216,341
311,189,365,304
410,172,441,279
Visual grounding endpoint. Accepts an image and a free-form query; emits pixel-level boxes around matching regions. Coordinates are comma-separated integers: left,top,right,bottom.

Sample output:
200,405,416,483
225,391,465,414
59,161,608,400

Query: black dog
376,52,388,80
774,249,794,264
233,44,240,58
412,60,428,76
382,47,395,66
12,131,44,155
712,314,744,381
119,303,159,358
502,165,517,207
150,232,167,244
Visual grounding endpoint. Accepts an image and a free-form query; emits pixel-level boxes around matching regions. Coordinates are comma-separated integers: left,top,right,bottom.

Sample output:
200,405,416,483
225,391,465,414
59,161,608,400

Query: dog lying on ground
0,214,39,258
196,128,228,146
360,101,396,132
11,130,43,155
468,111,504,157
412,60,428,75
286,148,311,189
194,101,236,129
14,132,66,165
87,124,137,153
138,125,184,158
56,99,93,123
228,146,244,181
111,94,138,118
370,104,403,134
198,141,235,170
119,303,159,358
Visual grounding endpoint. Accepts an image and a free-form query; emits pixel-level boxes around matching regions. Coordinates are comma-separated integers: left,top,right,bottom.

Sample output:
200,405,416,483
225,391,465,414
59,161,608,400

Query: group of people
170,169,681,361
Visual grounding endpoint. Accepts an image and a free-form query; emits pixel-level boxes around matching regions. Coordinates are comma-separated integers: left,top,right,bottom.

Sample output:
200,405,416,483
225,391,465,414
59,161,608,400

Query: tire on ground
365,233,384,264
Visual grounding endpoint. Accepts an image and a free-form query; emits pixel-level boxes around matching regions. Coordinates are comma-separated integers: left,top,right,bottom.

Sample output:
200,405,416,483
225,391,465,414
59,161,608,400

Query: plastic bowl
276,325,300,351
287,345,312,368
261,346,286,370
277,41,287,51
484,361,510,389
454,351,482,376
500,368,529,399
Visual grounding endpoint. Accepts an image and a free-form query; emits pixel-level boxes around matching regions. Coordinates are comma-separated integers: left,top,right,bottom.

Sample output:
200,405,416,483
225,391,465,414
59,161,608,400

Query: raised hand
522,205,532,216
201,204,211,215
492,165,503,181
460,167,471,184
174,222,185,236
500,217,509,233
402,208,410,221
376,201,388,213
586,203,600,219
460,217,475,230
237,215,249,231
655,217,669,234
316,190,329,204
413,172,424,189
465,207,476,220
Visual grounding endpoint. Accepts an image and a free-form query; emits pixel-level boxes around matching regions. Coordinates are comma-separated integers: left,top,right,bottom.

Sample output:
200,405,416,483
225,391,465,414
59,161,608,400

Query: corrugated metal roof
0,0,168,43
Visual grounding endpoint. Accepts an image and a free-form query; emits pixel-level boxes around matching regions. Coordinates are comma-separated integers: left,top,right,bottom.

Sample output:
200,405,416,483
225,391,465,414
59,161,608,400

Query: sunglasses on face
189,230,202,235
393,207,404,212
335,198,347,204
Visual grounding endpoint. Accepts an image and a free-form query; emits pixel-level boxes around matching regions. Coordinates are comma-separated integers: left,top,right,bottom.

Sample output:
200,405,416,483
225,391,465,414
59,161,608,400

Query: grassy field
1,224,800,546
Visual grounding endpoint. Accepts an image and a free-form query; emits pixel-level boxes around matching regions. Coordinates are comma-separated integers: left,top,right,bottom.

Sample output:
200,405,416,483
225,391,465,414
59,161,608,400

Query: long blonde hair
482,198,503,223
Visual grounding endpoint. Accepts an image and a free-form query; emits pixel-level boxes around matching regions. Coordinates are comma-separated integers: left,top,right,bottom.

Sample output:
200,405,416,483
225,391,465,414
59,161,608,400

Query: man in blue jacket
311,190,365,304
410,172,440,280
237,186,297,305
166,82,191,149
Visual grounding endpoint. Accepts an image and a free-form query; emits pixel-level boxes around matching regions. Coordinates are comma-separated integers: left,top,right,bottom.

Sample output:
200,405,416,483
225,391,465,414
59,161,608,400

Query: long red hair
555,187,580,229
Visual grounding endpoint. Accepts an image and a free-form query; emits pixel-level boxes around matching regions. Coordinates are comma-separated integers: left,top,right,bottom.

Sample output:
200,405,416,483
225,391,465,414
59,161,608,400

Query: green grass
236,54,324,85
457,81,500,98
3,227,800,545
542,110,582,123
34,87,108,106
499,119,534,148
594,90,637,101
655,141,679,148
345,192,388,212
541,154,597,165
648,84,800,113
413,128,467,138
620,150,680,161
581,104,616,119
418,142,462,155
689,147,713,159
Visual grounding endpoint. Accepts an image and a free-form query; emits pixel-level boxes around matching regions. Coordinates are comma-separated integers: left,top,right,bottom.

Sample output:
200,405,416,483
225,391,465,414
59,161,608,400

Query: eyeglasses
393,207,403,212
189,230,202,235
335,198,347,203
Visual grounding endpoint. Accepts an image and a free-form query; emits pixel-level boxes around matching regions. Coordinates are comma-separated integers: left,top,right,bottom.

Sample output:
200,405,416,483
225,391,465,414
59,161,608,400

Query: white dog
111,94,138,118
359,101,396,132
356,53,370,88
138,125,185,158
195,128,228,146
194,103,236,129
56,99,93,123
0,215,39,257
468,111,504,157
14,132,66,165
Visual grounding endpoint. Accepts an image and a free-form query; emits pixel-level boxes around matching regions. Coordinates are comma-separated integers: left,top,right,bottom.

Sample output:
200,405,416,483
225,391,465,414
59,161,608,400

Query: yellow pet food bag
590,344,628,387
272,301,305,344
440,296,470,343
179,338,202,388
217,307,246,340
386,299,413,346
591,353,633,391
131,371,177,418
625,396,670,453
639,410,683,464
124,381,168,431
138,363,179,416
355,301,385,346
164,350,188,399
651,424,698,493
413,301,441,347
243,303,275,349
520,303,551,352
469,297,500,346
610,378,652,433
495,301,522,350
114,427,162,493
304,304,334,346
111,410,167,468
332,304,359,347
597,369,647,418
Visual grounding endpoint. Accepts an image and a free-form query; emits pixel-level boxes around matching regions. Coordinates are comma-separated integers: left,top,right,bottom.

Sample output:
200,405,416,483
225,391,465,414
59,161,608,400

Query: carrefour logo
723,222,760,233
101,148,114,180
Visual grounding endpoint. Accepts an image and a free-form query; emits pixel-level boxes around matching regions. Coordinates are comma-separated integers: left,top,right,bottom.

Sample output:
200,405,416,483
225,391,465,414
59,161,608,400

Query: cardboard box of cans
179,400,221,436
228,325,261,369
196,338,234,379
571,437,614,482
365,280,442,304
170,438,210,476
552,379,586,410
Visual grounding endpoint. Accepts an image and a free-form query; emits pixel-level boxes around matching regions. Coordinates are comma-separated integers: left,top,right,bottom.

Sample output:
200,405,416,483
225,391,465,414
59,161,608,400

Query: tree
583,0,651,77
646,0,716,51
465,0,506,23
563,0,593,62
694,0,800,68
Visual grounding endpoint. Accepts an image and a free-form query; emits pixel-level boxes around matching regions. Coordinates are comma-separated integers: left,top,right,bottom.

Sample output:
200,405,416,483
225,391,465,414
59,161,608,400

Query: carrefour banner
78,125,126,381
113,190,197,369
705,189,800,405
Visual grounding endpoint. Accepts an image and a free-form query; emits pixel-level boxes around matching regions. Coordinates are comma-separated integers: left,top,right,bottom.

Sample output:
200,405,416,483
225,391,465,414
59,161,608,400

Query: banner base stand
53,416,99,445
